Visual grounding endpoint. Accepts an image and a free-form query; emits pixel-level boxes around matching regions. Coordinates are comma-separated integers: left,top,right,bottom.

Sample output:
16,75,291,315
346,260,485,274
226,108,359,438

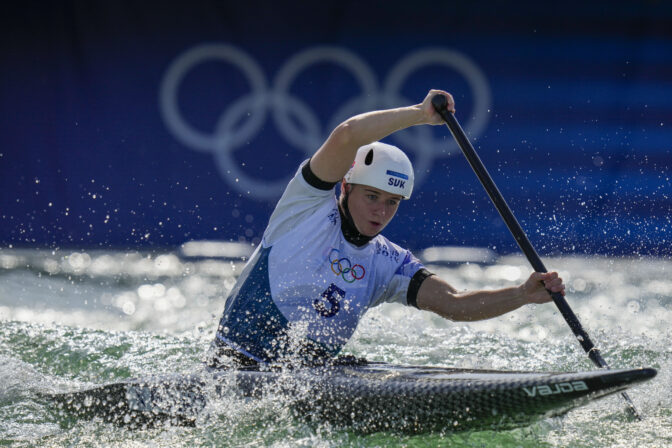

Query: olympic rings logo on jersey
328,249,366,283
159,44,492,200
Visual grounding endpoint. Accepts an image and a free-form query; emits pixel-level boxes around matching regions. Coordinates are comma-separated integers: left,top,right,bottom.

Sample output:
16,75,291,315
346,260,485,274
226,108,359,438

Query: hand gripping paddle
431,93,642,420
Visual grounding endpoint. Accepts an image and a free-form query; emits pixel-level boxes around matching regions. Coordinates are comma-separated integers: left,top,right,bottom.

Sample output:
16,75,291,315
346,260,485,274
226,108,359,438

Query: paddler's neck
338,191,374,247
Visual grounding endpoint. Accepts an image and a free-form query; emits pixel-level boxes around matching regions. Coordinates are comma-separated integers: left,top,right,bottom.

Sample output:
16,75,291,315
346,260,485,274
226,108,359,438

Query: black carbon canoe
47,363,656,432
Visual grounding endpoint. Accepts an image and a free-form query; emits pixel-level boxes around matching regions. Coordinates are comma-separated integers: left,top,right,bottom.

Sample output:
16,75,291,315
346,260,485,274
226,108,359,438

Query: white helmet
344,142,414,199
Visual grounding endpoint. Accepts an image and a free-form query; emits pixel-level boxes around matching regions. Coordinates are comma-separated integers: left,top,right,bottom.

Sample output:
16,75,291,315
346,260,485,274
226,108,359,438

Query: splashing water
0,248,670,446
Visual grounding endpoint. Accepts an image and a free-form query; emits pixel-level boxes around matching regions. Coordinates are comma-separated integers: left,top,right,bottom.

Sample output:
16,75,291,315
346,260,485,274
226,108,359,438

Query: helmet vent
364,149,374,165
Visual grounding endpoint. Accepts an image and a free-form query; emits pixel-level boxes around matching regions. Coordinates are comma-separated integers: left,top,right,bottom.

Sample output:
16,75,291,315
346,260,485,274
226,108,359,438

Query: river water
0,247,670,447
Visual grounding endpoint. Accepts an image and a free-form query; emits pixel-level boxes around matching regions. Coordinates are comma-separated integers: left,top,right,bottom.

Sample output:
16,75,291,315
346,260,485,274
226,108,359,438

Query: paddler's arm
415,271,565,321
309,89,455,183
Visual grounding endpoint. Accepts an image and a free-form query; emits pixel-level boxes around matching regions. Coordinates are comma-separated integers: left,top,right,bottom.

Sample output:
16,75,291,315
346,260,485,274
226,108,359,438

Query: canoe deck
46,363,657,432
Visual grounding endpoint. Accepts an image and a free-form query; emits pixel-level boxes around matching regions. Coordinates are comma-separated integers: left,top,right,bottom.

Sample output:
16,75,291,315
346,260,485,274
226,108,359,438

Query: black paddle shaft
431,94,642,418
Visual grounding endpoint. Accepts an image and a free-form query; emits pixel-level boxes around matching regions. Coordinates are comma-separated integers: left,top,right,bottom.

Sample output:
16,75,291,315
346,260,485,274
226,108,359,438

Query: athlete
208,89,565,367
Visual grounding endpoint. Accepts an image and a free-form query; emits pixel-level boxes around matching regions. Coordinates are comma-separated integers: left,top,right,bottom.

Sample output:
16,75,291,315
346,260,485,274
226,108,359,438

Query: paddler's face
342,183,402,236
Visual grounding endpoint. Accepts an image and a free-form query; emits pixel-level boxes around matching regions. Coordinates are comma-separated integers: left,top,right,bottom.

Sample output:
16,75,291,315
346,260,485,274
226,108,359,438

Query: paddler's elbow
328,121,356,149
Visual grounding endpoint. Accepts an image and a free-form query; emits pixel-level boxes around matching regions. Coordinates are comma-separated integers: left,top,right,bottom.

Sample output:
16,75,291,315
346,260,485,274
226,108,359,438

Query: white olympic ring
159,44,492,200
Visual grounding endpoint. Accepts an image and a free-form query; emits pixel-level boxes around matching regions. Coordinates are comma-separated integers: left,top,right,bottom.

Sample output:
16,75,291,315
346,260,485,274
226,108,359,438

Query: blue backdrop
2,1,671,255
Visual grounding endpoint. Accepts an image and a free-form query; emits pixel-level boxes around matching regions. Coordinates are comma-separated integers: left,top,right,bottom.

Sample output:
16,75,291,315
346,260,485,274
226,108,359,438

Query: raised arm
309,89,455,183
416,271,565,322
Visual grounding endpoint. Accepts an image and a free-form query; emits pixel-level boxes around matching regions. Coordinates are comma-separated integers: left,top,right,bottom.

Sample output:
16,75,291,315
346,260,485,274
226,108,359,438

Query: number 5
313,283,344,318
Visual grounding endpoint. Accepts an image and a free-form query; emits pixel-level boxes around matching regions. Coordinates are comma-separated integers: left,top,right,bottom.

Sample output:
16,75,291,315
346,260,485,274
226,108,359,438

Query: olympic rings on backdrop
328,249,365,283
159,44,492,200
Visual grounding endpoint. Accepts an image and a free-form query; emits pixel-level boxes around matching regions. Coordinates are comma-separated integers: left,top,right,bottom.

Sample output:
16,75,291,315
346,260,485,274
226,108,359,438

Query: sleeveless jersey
214,161,426,363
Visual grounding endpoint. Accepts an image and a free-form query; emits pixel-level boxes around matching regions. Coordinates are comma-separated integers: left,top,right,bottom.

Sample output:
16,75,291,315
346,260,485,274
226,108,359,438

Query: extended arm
416,271,565,321
309,89,455,183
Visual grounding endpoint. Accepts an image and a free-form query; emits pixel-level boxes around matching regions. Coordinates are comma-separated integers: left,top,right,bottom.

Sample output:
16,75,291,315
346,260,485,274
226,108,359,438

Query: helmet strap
338,183,375,247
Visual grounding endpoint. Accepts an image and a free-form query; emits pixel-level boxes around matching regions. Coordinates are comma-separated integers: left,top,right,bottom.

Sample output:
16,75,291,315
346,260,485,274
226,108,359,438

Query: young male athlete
209,89,565,367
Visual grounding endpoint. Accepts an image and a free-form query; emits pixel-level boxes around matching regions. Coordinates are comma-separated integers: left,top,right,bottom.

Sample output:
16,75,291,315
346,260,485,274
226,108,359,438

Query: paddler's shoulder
369,234,411,266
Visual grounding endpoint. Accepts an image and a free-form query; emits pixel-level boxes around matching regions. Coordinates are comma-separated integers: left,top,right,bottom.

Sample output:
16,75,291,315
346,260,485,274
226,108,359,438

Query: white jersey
215,161,426,363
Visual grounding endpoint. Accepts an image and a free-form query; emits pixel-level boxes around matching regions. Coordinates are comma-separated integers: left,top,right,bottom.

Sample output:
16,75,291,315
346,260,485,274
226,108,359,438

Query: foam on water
0,247,670,446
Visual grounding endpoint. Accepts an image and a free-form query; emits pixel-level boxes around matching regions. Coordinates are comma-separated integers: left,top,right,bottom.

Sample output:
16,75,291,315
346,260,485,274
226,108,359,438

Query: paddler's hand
522,271,565,304
419,89,455,125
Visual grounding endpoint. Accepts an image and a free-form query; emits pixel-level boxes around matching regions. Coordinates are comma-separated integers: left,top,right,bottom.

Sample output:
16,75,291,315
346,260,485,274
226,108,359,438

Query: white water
0,247,670,446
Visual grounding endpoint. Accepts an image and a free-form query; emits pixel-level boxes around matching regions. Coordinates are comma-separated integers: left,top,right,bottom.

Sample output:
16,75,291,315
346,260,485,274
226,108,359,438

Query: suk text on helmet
344,142,414,199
